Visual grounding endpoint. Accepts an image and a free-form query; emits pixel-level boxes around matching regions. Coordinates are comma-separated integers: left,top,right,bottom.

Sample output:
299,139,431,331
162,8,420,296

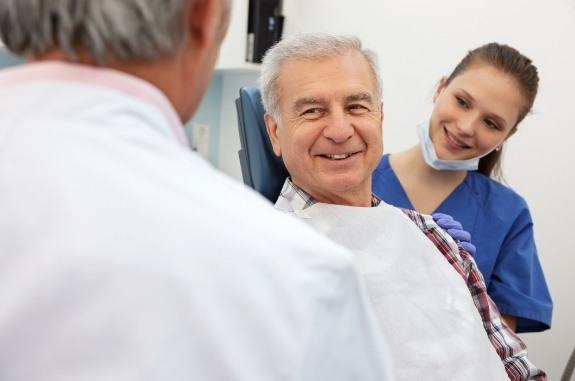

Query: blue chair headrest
235,87,289,203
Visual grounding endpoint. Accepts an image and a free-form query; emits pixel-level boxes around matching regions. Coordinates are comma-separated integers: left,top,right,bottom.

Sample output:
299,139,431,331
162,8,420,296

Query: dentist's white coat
0,63,392,381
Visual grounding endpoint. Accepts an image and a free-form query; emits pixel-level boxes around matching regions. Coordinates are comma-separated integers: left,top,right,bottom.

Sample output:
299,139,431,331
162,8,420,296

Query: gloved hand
432,212,476,255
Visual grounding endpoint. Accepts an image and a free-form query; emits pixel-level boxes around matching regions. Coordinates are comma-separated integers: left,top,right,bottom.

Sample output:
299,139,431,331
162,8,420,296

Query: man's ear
433,76,448,103
264,113,282,157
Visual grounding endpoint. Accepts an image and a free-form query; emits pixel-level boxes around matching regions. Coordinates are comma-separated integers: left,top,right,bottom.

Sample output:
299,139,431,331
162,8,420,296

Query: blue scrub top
372,154,553,333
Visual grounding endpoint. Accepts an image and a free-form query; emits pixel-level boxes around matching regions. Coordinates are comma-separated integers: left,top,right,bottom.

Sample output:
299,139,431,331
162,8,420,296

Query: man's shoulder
396,207,467,265
398,208,434,231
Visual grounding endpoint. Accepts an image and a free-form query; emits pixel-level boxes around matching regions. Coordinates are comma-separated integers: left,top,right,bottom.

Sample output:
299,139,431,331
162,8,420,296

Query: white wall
216,0,260,70
280,0,575,379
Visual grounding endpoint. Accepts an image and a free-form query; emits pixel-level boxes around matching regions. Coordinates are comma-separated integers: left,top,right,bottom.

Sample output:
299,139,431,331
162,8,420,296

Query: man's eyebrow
292,97,326,112
346,92,373,103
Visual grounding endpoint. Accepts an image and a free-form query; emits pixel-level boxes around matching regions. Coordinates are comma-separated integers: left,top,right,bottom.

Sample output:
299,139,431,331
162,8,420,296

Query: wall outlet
191,123,210,159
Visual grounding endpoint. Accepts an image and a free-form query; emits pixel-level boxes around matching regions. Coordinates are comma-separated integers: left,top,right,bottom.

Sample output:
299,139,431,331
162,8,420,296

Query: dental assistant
372,43,552,333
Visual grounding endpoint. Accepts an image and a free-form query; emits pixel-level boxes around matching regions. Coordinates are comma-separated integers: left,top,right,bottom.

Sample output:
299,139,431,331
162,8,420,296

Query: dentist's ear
433,76,448,102
264,113,282,157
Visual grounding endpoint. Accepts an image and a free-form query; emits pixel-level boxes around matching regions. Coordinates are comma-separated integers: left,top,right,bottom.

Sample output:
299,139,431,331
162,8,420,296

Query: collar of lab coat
0,61,188,147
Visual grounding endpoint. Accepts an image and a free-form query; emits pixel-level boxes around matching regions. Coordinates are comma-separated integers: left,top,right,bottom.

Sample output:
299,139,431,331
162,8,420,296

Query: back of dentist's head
0,0,191,64
0,0,231,122
259,33,383,124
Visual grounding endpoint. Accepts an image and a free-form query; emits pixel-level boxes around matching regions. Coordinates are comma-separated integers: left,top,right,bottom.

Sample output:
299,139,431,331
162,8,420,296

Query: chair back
235,87,288,203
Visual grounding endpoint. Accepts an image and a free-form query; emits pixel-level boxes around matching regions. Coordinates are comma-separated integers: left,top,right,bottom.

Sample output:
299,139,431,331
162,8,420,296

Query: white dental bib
297,202,507,380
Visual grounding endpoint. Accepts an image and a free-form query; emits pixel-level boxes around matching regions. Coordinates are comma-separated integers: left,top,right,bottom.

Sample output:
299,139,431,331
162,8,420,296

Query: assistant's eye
300,108,325,120
455,96,469,109
484,119,501,130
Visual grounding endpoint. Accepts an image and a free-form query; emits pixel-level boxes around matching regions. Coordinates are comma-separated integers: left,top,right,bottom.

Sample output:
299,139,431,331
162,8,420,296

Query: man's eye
348,104,369,114
455,96,469,109
301,108,323,119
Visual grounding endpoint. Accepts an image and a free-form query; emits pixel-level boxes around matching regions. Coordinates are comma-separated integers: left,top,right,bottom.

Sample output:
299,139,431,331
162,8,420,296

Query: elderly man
261,34,545,381
0,3,393,381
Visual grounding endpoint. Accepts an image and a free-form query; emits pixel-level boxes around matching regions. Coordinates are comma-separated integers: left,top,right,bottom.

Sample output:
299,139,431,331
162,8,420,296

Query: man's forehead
276,55,377,108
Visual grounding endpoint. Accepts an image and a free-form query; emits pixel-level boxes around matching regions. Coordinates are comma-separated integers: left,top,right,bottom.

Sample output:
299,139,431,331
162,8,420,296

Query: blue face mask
417,120,493,171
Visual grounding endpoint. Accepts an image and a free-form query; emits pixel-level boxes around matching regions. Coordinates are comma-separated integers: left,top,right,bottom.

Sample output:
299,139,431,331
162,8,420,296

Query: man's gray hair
0,0,189,64
259,33,383,122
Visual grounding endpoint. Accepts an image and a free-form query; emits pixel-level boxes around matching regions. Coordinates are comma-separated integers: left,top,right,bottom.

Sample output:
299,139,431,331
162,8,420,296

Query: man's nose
322,109,354,143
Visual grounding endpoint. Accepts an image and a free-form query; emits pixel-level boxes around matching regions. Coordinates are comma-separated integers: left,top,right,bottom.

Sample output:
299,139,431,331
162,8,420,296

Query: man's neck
311,189,373,207
291,179,375,208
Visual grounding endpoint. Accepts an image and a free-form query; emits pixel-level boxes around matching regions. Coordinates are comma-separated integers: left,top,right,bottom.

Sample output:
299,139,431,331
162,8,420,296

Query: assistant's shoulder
466,171,529,212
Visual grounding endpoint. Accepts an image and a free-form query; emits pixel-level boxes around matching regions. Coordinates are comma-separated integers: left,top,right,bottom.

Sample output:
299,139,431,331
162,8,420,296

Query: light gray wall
187,72,224,166
0,49,24,68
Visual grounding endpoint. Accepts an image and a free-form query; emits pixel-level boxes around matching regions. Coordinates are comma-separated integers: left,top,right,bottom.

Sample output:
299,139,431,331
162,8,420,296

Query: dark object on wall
562,345,575,381
246,0,284,64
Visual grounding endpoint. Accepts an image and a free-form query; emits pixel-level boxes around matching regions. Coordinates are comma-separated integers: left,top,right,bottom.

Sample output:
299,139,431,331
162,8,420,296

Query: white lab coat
0,62,392,381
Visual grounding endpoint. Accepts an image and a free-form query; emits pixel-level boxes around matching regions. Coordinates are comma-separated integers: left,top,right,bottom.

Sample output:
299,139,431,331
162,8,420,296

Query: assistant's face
266,51,383,203
430,64,525,161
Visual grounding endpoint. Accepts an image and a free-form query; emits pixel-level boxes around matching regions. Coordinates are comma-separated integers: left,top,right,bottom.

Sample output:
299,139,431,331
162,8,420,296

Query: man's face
265,51,383,205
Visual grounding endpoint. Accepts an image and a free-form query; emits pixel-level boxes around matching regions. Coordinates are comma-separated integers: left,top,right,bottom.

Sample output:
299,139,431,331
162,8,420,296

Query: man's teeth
324,153,352,160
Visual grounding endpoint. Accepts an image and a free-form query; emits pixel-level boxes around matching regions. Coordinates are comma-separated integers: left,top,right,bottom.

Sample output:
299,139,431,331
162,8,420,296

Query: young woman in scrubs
372,43,552,333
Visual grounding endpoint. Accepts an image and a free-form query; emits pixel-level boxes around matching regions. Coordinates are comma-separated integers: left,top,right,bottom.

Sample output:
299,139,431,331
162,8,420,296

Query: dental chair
563,345,575,381
235,87,288,203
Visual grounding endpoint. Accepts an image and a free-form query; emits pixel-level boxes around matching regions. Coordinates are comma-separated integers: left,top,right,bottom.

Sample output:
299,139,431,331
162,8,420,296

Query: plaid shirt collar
279,178,381,210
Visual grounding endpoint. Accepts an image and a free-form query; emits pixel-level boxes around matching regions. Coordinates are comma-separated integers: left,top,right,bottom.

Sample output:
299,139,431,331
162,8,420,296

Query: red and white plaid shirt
278,178,546,381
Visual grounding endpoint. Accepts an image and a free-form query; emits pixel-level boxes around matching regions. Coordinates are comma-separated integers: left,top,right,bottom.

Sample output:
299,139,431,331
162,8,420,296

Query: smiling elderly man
260,33,546,381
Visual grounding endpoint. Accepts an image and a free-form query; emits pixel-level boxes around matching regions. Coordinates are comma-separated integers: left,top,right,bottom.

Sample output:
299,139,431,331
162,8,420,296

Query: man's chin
312,176,369,199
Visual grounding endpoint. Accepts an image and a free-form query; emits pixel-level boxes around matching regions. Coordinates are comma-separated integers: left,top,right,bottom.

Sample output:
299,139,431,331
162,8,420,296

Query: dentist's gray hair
0,0,189,64
259,33,383,122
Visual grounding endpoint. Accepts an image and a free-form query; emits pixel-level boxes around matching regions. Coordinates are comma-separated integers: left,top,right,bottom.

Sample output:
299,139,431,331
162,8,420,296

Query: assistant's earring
495,145,502,152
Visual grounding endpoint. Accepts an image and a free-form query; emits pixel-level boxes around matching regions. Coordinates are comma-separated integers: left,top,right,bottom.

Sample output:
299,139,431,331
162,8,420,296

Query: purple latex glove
432,212,476,255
